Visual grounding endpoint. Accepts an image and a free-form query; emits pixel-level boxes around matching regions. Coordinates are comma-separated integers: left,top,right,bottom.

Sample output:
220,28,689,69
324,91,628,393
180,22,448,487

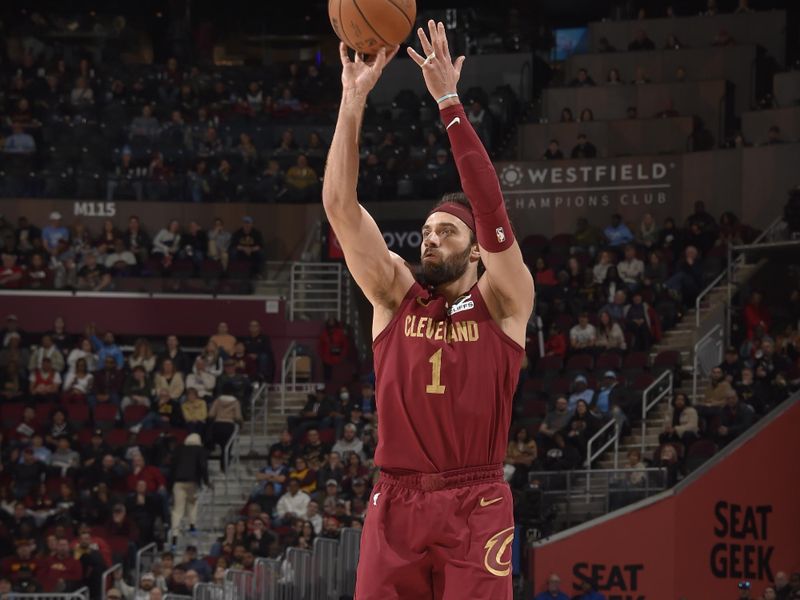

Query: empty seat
565,354,594,373
595,352,623,372
123,405,150,425
94,404,119,430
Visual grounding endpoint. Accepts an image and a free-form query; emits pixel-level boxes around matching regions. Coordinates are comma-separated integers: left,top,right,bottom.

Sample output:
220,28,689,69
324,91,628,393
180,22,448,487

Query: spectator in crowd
285,154,319,202
331,423,365,462
231,217,264,274
42,212,70,254
592,251,613,284
595,310,626,353
29,333,65,372
568,375,594,412
545,324,568,358
121,365,153,410
243,320,275,383
660,393,699,446
536,396,572,449
63,357,94,400
698,366,736,418
574,218,602,256
276,478,310,524
208,218,231,268
564,400,600,459
743,292,771,340
160,335,190,375
665,245,702,304
39,537,83,592
124,216,151,265
569,68,596,87
617,245,644,291
169,433,209,543
559,108,574,123
603,214,634,247
719,346,743,383
637,213,658,249
601,289,628,323
186,357,216,401
571,133,597,159
151,220,182,267
318,318,350,382
593,371,625,416
181,388,208,436
208,382,244,471
29,356,61,402
715,391,754,446
569,312,597,353
579,108,594,122
606,68,623,84
628,29,655,51
154,358,185,402
542,139,564,160
215,358,250,402
3,122,36,155
534,572,570,598
128,339,156,374
77,252,113,291
210,322,237,357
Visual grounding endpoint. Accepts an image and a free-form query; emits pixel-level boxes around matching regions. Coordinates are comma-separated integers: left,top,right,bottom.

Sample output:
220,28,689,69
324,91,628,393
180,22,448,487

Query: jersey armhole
372,281,422,350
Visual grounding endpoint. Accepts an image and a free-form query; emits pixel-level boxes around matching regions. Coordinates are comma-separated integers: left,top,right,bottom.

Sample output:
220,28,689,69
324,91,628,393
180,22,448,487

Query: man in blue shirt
603,214,634,247
41,212,69,253
534,573,569,600
3,122,36,155
90,330,124,369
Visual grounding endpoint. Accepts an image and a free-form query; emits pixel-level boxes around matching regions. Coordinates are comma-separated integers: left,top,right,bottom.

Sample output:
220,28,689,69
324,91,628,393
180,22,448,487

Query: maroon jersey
373,280,524,472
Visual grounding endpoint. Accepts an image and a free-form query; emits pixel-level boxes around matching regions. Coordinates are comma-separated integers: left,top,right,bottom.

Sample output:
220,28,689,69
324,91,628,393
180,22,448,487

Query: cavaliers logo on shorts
483,526,514,576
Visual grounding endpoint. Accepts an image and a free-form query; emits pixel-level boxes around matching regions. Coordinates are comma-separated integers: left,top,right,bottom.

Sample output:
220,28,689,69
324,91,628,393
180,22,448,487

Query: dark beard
421,243,472,287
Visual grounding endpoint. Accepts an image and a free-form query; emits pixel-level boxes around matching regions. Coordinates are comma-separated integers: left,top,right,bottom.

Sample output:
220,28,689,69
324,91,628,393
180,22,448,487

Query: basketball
329,0,417,55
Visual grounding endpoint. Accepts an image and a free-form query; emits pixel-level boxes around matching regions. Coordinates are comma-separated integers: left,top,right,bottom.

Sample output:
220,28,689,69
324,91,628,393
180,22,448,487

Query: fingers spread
437,22,451,62
454,55,466,77
407,46,425,66
417,26,433,56
427,19,438,51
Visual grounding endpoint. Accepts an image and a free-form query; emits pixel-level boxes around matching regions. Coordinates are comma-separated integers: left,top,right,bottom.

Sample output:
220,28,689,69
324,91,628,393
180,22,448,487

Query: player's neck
433,273,478,306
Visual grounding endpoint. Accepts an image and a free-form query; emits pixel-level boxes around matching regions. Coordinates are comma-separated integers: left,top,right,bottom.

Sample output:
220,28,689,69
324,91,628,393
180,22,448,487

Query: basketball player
323,20,534,600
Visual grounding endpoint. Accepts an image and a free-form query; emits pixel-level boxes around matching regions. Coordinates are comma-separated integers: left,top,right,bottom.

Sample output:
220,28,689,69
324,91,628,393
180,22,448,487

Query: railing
248,382,269,453
222,423,241,493
224,569,254,600
253,557,281,599
528,468,669,529
8,589,91,600
134,542,158,591
586,418,620,476
285,547,313,598
695,215,784,327
337,528,362,598
101,563,123,600
311,537,339,600
640,370,674,456
192,582,224,600
289,262,343,321
165,595,192,600
693,324,724,403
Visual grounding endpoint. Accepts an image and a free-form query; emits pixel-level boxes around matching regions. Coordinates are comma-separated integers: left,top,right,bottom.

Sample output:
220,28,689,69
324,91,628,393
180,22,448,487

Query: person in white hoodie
185,356,216,400
28,334,65,373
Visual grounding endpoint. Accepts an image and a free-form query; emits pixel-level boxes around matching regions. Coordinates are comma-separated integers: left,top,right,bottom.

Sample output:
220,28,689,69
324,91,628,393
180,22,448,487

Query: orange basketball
329,0,417,56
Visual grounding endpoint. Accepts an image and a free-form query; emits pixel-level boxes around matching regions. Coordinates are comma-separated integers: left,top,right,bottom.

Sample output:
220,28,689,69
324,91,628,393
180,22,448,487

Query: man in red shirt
743,291,771,339
318,317,349,381
0,253,23,288
323,21,534,600
126,452,167,494
0,540,38,584
37,537,83,592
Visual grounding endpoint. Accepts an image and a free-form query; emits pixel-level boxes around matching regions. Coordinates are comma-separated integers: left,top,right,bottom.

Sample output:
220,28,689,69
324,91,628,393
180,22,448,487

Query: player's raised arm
409,22,534,321
322,44,413,310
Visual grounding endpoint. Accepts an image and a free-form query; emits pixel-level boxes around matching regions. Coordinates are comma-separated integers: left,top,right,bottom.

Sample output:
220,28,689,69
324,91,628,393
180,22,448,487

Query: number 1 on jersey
426,348,446,394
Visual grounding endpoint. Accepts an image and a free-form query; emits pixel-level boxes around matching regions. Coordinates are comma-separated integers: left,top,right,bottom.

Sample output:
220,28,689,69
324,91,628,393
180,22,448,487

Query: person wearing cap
256,450,289,495
231,216,264,274
41,211,69,253
567,374,594,413
593,371,626,417
169,433,209,542
181,547,211,582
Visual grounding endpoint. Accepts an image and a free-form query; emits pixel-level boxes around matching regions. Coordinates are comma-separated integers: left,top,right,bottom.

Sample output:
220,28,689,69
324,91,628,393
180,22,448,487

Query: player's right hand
339,42,399,99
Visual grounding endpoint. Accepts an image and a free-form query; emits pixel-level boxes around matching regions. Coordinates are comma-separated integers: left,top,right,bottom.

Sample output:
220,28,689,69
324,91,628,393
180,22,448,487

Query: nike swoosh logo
479,497,502,507
446,116,461,130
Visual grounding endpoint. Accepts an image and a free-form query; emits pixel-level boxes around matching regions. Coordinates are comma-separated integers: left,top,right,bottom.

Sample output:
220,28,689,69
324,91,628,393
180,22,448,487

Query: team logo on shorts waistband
483,526,514,577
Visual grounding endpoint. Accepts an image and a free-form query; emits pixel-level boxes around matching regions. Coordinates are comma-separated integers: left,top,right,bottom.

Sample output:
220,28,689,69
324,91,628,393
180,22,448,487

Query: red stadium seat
67,404,90,429
548,378,571,396
137,429,162,448
595,352,623,372
94,404,119,430
123,405,150,425
318,429,336,445
105,428,130,450
1,403,25,428
34,403,57,425
535,355,563,376
652,350,681,377
522,398,547,418
631,373,656,392
170,428,189,444
565,354,594,373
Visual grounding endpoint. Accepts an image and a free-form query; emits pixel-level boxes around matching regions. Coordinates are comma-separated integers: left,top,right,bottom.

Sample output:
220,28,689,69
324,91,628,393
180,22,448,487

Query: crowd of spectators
0,314,276,596
0,45,517,203
0,212,267,293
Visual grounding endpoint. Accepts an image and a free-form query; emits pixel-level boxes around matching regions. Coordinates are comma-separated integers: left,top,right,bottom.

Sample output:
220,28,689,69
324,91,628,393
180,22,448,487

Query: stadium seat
652,350,681,377
105,428,130,450
68,404,90,429
1,403,25,428
565,354,594,374
522,398,547,418
534,356,563,377
35,403,57,425
548,378,571,397
595,352,623,372
123,405,150,426
136,429,162,448
630,373,656,393
622,352,649,378
94,404,119,430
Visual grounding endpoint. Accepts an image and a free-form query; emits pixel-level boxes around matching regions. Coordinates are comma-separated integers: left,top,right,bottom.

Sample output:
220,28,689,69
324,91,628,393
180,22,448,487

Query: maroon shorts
354,464,513,600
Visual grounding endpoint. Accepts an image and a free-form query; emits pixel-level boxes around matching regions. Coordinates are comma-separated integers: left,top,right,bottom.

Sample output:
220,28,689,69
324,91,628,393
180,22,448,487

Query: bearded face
421,240,473,287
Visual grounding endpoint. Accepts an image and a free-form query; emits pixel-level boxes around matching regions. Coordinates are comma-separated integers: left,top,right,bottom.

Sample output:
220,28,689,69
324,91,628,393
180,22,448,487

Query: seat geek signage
496,157,680,211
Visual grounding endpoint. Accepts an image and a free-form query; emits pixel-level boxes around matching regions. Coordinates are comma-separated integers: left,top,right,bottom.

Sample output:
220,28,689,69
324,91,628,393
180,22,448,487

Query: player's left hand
407,20,466,102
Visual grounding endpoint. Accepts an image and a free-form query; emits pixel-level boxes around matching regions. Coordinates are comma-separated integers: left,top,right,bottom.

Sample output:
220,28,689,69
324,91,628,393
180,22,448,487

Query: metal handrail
695,216,784,326
134,542,157,593
222,423,241,493
640,370,673,456
280,340,298,412
101,563,123,600
248,383,269,454
693,323,724,403
586,418,620,475
8,589,91,600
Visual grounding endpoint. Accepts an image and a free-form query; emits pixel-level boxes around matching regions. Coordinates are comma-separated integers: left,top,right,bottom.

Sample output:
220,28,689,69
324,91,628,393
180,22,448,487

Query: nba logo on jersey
448,295,475,316
495,227,506,243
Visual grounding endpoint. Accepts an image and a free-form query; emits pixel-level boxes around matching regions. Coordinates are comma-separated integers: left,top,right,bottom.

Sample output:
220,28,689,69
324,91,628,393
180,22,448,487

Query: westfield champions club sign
496,157,680,211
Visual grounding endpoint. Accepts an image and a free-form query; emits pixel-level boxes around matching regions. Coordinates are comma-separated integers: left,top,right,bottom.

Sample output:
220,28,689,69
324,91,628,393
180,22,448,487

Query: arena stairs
547,258,765,530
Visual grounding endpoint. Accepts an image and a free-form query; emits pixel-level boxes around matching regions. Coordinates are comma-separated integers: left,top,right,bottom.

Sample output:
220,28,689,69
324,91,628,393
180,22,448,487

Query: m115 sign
496,157,680,211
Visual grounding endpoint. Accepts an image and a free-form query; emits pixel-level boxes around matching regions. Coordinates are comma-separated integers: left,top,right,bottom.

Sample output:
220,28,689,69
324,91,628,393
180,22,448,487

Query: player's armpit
479,242,535,321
